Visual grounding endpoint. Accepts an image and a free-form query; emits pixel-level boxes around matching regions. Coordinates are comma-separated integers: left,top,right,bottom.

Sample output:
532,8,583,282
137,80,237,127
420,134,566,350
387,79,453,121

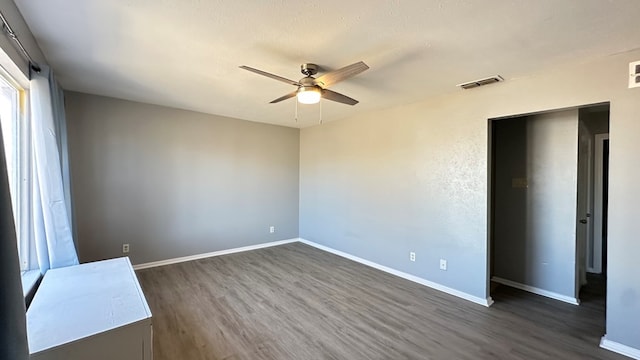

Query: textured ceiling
14,0,640,128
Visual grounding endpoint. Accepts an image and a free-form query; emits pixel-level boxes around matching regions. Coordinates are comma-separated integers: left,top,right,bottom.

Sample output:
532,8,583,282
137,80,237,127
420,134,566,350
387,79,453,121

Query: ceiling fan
239,61,369,105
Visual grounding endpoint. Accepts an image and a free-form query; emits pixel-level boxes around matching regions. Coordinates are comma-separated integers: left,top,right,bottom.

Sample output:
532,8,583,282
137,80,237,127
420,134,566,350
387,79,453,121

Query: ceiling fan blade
270,91,298,104
239,65,301,86
322,89,359,105
314,61,369,88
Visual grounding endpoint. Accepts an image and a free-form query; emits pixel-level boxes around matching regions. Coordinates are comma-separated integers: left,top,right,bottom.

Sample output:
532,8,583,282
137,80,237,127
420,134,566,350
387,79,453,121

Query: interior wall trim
299,239,493,307
134,237,494,307
132,238,299,270
491,276,580,305
600,336,640,360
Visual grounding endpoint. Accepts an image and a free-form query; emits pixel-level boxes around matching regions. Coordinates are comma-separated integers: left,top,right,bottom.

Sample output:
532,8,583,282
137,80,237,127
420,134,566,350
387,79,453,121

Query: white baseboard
491,276,580,305
299,239,493,307
601,336,640,359
133,238,495,308
132,238,299,270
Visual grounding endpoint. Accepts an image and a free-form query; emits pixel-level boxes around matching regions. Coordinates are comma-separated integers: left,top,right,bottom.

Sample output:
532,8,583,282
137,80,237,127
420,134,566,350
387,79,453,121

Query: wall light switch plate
630,60,640,89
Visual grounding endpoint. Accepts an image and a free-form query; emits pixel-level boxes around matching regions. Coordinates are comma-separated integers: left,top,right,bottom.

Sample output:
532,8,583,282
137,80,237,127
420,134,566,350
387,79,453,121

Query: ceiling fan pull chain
319,99,323,125
295,98,298,123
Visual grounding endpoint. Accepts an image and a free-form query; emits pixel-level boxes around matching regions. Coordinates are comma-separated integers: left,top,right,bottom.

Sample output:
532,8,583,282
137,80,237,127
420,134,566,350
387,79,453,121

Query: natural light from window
0,70,26,271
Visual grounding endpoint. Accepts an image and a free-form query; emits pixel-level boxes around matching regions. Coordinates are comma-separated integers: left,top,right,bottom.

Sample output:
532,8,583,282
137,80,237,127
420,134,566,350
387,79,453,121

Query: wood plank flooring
136,243,626,359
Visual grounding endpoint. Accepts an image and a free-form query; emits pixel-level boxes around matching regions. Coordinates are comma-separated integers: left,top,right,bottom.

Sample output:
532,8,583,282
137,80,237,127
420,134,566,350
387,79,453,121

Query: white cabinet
27,257,152,360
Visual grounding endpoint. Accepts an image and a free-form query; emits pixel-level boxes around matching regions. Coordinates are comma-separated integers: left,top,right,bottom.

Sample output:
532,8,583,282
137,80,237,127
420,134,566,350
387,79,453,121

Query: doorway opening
488,103,609,308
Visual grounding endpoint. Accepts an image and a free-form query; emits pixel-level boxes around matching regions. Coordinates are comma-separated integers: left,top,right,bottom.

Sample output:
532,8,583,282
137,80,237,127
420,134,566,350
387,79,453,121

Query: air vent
629,61,640,89
458,75,504,90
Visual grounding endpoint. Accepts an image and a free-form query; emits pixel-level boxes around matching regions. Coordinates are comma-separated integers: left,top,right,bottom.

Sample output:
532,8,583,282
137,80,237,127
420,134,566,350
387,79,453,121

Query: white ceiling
14,0,640,128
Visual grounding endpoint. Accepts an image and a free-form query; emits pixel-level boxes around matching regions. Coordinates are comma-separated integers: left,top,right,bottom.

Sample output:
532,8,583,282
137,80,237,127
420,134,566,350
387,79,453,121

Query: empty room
1,1,639,359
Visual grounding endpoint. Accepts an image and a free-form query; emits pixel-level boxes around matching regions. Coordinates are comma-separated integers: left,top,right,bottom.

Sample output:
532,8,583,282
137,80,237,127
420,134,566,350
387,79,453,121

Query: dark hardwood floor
136,243,625,359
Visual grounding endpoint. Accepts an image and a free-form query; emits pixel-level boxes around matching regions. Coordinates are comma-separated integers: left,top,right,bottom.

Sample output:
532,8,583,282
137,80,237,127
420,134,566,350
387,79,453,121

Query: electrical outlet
409,252,416,262
122,243,130,254
439,259,447,271
269,226,275,234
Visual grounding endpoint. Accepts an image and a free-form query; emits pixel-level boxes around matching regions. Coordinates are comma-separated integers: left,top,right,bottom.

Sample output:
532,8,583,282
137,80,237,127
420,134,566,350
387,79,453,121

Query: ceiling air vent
458,75,504,90
629,60,640,89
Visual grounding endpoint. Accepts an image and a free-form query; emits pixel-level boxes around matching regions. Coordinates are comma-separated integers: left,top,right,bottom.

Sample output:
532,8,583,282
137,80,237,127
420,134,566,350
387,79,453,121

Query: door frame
576,120,594,296
589,133,609,274
487,102,609,304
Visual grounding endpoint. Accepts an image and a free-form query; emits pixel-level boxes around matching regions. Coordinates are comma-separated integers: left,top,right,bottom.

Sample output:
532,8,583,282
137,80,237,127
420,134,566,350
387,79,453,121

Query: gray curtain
0,123,28,359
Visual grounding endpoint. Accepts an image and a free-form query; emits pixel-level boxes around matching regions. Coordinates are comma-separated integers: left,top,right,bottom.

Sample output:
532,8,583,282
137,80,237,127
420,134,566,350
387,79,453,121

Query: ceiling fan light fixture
297,87,321,104
240,61,368,106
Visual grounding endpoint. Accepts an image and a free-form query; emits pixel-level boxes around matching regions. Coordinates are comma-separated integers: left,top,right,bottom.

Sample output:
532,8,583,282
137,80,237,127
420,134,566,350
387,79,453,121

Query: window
0,66,29,271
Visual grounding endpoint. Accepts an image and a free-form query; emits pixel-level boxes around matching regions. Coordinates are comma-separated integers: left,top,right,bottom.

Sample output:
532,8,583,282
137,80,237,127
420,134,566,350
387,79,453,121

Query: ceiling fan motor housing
299,77,317,87
301,63,319,77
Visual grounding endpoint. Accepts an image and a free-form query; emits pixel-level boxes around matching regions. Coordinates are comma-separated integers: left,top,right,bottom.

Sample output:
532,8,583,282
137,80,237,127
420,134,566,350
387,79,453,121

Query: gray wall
492,111,579,299
300,96,490,299
65,92,300,265
300,48,640,350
